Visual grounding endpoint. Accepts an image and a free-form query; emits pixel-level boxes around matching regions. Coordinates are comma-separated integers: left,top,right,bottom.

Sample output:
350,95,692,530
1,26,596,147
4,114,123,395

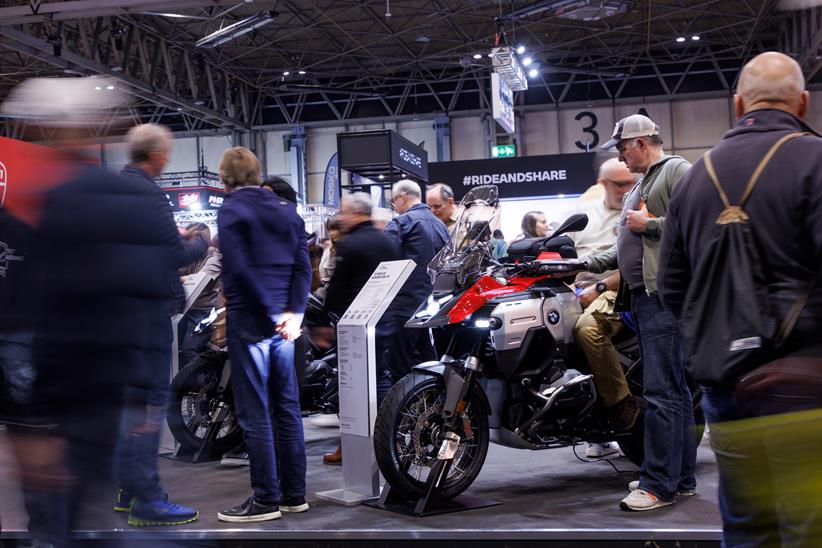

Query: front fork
427,355,483,486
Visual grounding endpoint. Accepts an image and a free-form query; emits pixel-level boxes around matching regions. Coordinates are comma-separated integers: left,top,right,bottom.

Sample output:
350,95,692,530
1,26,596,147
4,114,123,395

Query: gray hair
392,179,421,199
427,183,454,201
126,123,172,163
342,192,373,216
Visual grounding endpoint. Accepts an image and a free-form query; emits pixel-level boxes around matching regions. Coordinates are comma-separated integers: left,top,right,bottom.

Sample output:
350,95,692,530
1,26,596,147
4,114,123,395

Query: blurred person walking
659,52,822,546
216,147,312,523
114,123,206,526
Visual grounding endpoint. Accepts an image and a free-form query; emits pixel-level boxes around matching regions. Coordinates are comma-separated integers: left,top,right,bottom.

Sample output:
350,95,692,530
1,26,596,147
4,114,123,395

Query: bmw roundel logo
547,310,560,325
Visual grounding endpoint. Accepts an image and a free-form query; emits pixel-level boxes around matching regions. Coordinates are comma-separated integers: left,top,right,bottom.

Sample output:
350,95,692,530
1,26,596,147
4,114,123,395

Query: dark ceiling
0,0,819,134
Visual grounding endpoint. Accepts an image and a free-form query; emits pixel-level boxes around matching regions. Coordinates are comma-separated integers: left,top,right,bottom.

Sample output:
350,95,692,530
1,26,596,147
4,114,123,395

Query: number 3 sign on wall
574,111,599,151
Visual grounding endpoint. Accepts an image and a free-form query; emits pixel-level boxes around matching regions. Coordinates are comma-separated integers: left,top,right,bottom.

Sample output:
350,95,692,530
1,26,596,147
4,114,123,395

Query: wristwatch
595,281,607,294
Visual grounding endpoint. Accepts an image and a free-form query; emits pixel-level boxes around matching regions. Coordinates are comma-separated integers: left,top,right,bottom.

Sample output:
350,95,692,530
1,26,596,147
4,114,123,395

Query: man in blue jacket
116,123,206,526
216,147,312,523
384,180,449,384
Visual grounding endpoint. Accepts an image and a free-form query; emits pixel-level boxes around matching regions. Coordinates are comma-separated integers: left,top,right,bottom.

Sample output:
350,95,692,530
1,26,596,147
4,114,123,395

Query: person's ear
733,94,745,119
797,90,810,119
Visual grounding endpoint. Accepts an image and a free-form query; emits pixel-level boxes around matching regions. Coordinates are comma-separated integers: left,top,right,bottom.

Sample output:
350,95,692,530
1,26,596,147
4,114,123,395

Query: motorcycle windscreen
427,185,500,289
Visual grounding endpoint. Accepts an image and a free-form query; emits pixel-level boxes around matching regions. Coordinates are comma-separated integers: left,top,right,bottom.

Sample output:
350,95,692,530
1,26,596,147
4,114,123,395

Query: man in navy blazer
216,148,312,523
384,179,449,383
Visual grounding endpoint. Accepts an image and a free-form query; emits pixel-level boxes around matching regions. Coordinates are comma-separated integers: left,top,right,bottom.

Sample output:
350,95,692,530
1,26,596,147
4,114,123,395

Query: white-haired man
384,180,449,383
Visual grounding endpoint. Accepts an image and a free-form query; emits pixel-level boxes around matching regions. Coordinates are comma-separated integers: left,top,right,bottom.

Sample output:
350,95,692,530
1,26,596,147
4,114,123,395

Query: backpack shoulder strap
704,132,807,224
739,132,807,207
775,275,818,348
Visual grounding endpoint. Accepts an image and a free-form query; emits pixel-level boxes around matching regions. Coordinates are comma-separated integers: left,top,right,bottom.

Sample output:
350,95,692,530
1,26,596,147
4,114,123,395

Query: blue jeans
0,331,36,416
228,328,306,504
703,387,822,547
117,346,170,502
632,290,697,501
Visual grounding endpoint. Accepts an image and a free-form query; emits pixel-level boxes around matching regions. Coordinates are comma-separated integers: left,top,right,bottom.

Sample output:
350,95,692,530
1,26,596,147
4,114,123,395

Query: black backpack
681,132,815,387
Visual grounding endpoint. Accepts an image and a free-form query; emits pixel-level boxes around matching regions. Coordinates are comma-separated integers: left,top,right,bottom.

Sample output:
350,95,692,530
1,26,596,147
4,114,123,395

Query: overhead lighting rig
195,10,277,48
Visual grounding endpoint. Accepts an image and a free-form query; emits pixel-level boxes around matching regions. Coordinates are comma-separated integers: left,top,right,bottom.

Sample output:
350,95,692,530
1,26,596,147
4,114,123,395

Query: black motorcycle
166,294,338,456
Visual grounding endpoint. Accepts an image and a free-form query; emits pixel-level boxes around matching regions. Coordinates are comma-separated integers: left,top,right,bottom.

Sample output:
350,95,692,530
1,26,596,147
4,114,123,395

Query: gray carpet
0,416,722,541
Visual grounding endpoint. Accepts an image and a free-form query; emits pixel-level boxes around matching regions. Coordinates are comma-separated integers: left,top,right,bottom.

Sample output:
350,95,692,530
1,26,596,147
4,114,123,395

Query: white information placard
336,259,415,437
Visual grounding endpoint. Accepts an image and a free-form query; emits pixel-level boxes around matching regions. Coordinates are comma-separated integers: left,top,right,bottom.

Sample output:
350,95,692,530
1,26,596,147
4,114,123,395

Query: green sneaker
128,498,199,527
114,489,135,513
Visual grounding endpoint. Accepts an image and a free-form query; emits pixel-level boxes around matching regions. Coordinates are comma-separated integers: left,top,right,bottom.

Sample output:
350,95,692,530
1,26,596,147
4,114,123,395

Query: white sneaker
620,489,674,511
220,451,250,467
586,442,619,458
628,480,696,497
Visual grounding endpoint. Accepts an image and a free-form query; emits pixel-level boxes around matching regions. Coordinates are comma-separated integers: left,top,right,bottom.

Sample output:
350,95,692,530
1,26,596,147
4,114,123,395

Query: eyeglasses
602,177,636,187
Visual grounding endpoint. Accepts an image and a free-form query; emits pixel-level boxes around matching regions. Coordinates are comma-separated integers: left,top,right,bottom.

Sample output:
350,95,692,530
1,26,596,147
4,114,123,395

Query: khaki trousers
573,290,630,407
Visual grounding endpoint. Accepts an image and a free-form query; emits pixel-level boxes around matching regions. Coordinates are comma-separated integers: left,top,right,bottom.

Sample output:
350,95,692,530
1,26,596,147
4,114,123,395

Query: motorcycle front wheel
167,354,243,455
374,372,490,501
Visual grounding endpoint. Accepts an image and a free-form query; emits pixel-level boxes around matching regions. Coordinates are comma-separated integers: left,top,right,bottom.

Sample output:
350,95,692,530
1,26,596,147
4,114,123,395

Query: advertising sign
429,153,596,200
491,72,516,135
323,152,340,208
164,187,225,212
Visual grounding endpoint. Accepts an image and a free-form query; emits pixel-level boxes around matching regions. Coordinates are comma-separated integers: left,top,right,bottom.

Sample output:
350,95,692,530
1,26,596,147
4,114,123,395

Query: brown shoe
322,445,342,465
607,395,640,432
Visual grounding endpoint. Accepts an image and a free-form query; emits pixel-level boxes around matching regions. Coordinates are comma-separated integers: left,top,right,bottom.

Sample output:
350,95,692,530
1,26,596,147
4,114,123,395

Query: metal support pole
288,125,308,202
433,114,451,163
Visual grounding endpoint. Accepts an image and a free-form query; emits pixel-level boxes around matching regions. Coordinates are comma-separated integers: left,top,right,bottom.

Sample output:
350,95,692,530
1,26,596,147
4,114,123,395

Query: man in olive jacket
583,114,697,512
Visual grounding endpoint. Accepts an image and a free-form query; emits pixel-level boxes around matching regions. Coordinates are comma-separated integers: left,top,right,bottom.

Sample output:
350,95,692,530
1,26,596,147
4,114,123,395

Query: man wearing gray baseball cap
583,114,698,512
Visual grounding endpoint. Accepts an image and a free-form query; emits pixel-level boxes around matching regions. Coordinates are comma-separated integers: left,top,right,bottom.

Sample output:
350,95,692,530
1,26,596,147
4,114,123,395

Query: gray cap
600,114,660,150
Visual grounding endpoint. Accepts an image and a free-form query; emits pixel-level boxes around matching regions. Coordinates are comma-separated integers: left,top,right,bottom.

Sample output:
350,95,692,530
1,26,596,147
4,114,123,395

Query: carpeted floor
0,415,721,544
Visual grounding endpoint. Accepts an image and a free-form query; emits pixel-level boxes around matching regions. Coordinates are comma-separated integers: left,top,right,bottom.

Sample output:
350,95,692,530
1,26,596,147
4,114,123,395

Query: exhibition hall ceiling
0,0,818,133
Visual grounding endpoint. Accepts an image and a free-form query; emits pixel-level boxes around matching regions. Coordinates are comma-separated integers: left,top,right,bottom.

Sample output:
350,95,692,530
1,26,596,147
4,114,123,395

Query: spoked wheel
167,354,243,454
374,372,489,501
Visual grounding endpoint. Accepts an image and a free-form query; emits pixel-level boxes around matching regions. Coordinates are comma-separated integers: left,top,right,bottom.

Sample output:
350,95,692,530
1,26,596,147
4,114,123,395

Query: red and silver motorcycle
373,185,703,502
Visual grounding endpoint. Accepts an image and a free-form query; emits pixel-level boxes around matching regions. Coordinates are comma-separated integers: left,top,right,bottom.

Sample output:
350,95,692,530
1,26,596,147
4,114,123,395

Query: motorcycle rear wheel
374,372,489,501
167,354,243,455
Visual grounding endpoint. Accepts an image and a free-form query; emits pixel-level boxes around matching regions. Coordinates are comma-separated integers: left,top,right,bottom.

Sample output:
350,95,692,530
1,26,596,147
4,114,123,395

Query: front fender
411,361,492,417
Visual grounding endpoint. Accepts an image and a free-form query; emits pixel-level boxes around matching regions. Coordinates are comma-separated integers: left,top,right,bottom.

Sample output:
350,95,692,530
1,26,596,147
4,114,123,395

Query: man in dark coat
384,179,449,383
659,52,822,546
319,192,400,467
114,124,206,527
216,147,312,523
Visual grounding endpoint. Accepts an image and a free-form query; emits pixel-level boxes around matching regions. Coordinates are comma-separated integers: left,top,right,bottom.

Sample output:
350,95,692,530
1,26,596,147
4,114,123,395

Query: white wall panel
199,135,233,173
264,130,290,177
166,137,198,173
807,91,822,130
103,142,129,171
451,116,485,160
521,110,560,156
676,148,710,164
558,106,614,154
397,120,437,162
672,98,732,150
